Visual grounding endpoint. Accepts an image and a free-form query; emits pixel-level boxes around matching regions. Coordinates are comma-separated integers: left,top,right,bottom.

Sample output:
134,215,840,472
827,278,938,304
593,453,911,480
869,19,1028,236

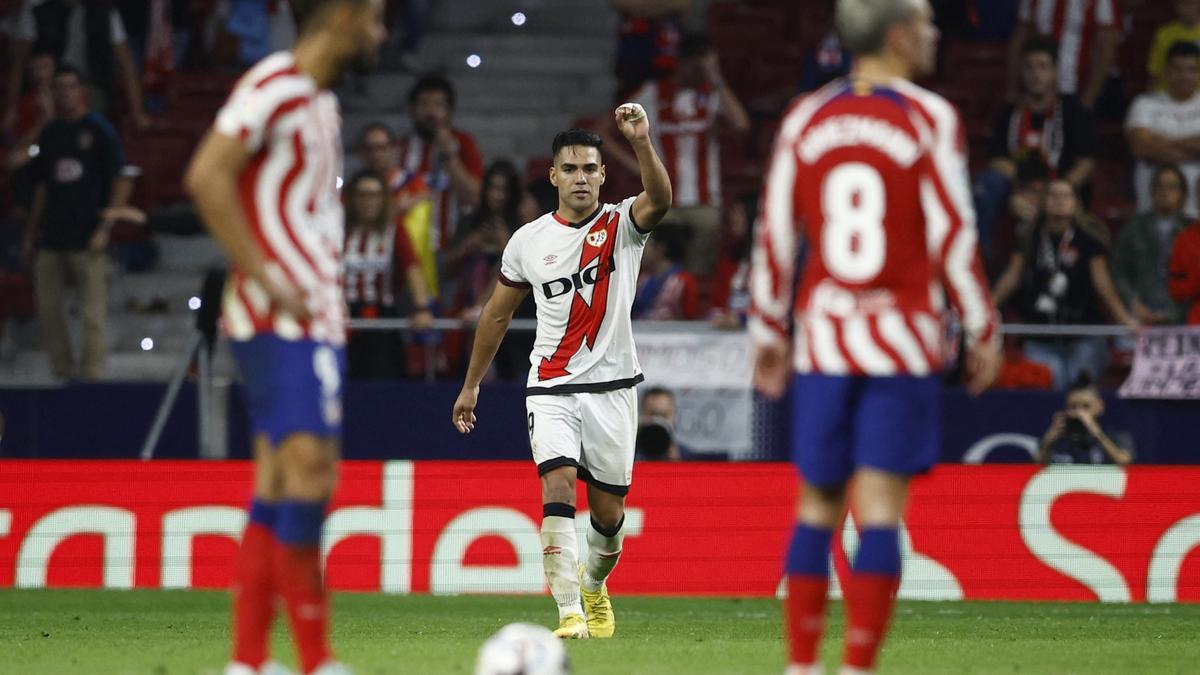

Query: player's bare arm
184,131,309,319
615,103,672,230
452,282,531,433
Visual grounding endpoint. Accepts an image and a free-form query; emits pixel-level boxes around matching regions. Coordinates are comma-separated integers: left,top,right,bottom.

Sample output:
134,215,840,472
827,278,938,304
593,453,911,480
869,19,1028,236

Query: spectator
445,159,535,381
610,0,688,99
390,0,430,72
1007,0,1119,110
1112,165,1191,326
3,0,150,130
635,386,685,461
709,199,752,329
5,48,55,228
20,66,131,380
1036,373,1133,464
357,122,399,177
633,230,700,320
1168,208,1200,324
343,169,434,380
991,179,1137,388
988,156,1053,269
606,34,750,274
396,74,483,257
1127,41,1200,218
1147,0,1200,92
445,160,522,319
979,36,1095,254
357,120,438,299
799,30,852,93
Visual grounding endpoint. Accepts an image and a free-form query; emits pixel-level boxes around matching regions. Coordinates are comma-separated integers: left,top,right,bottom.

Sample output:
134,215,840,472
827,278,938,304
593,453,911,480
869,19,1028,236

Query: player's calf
274,435,340,673
541,502,585,628
842,527,901,673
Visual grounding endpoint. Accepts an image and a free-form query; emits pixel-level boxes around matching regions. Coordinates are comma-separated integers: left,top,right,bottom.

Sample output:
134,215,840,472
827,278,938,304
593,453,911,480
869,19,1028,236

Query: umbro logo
543,254,557,265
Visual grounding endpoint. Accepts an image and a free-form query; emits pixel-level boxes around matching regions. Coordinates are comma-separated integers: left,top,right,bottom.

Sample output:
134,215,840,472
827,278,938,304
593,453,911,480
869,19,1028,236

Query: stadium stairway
340,0,619,169
0,1,622,386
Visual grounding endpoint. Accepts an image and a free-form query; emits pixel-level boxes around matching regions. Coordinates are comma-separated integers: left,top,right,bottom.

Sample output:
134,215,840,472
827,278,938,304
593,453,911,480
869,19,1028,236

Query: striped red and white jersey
397,129,484,250
214,51,347,346
632,78,721,207
749,78,999,377
343,222,417,309
1017,0,1119,95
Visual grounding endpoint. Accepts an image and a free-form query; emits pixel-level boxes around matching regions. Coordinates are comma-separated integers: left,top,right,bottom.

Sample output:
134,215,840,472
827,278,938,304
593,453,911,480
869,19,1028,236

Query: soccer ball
475,623,571,675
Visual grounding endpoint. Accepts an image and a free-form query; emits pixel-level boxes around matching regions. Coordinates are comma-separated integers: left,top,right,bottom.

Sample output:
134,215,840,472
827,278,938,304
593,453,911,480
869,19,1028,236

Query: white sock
582,519,623,592
540,515,583,619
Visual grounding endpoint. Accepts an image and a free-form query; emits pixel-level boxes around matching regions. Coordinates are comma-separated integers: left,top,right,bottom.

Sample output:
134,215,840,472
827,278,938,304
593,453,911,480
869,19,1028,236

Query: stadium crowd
0,0,1197,393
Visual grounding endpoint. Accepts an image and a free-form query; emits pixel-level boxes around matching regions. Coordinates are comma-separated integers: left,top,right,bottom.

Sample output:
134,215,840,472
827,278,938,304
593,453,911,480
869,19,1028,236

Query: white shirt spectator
1126,90,1200,218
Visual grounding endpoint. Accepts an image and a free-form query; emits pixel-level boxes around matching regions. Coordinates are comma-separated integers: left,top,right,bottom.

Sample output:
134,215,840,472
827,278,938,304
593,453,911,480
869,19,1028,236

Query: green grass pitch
2,590,1199,674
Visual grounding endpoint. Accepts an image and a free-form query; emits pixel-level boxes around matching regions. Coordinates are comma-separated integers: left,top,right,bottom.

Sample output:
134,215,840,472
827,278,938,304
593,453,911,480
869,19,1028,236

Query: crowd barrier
2,461,1198,602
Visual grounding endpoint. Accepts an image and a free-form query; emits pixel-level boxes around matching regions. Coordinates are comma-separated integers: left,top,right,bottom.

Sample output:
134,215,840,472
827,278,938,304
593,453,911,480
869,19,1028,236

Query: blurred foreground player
748,1,1001,673
452,113,672,639
183,1,386,673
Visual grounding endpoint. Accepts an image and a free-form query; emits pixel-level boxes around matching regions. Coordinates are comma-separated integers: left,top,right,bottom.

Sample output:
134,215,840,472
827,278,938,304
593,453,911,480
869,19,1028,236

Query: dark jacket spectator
21,66,130,380
1036,374,1133,465
991,179,1136,388
990,36,1095,189
1112,165,1191,326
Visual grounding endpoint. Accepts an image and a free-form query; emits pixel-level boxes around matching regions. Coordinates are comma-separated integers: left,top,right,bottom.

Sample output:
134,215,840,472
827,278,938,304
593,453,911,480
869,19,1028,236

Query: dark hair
293,0,371,33
53,64,85,84
408,74,456,108
476,159,524,229
1167,39,1200,63
1152,164,1188,196
551,128,602,159
643,386,675,402
678,34,711,60
358,122,396,148
1067,371,1098,395
343,169,390,230
1021,35,1058,63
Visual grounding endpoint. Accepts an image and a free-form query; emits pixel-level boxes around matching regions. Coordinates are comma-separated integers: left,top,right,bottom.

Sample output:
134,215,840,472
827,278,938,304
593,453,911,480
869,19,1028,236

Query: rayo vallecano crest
586,229,607,247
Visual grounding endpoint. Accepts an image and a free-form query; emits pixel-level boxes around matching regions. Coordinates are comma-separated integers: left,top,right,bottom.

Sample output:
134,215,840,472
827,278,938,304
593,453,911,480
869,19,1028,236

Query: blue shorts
791,373,941,487
230,335,346,447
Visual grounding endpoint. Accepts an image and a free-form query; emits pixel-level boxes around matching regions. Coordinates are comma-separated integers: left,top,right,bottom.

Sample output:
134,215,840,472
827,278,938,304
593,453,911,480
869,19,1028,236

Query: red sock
842,572,900,671
232,521,276,667
785,575,830,666
274,543,332,673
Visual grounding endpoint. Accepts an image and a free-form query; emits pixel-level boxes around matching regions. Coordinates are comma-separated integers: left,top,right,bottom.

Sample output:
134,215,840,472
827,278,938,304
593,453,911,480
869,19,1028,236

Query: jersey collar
552,204,603,229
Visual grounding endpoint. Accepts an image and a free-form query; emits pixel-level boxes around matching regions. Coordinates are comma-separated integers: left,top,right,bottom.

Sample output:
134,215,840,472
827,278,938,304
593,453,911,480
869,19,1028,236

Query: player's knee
278,435,337,498
590,511,624,537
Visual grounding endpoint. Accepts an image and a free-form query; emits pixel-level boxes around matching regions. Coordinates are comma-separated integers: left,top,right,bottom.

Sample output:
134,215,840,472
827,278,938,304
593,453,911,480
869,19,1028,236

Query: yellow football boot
553,613,589,639
579,566,615,638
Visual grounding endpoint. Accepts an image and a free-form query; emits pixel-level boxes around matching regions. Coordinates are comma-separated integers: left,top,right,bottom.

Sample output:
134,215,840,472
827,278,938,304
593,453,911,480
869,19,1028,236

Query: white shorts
526,387,638,495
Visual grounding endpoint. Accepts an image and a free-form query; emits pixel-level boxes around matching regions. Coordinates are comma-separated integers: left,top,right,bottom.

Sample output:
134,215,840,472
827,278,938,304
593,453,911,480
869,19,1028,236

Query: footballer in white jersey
453,107,672,640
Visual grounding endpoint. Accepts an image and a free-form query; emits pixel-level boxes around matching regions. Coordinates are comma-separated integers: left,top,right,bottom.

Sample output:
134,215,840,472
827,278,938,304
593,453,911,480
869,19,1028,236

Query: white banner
1118,326,1200,399
634,330,754,455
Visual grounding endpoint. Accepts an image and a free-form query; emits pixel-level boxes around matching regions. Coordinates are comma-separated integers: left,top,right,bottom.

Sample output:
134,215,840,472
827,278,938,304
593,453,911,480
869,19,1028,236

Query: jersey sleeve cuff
497,272,531,289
